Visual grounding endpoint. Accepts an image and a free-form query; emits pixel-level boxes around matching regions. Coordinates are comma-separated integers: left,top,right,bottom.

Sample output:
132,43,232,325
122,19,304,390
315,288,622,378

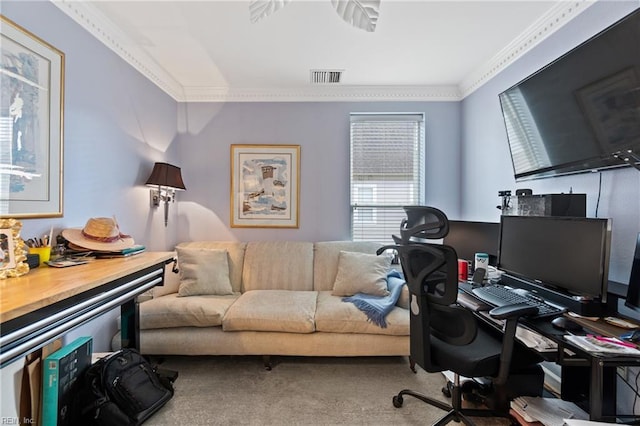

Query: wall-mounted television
498,7,640,181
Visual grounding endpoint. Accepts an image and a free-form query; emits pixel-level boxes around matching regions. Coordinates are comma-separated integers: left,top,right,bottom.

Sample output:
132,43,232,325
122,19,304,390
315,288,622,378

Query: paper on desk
563,420,614,425
566,311,600,321
516,326,558,352
565,335,640,355
512,397,588,426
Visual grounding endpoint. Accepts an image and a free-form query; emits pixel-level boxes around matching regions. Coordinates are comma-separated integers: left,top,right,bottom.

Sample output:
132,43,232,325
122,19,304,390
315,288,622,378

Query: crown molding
51,0,185,100
181,85,461,103
53,0,594,103
459,0,596,98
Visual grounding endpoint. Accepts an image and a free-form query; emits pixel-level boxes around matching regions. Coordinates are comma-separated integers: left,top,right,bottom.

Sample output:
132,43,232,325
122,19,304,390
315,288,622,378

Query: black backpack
78,348,176,425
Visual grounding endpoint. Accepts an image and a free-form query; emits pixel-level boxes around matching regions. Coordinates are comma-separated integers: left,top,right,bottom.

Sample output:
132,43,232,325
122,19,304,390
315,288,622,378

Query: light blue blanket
342,270,406,328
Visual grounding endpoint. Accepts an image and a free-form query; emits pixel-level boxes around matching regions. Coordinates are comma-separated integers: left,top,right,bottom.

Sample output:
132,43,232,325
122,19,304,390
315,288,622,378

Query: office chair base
393,389,479,425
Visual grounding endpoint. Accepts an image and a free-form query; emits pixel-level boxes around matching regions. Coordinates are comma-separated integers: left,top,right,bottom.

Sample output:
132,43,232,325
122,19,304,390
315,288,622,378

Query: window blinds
350,113,425,243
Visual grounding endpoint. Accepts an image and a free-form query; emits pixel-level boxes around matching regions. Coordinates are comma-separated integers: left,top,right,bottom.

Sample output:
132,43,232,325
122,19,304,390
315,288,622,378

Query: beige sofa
133,241,410,365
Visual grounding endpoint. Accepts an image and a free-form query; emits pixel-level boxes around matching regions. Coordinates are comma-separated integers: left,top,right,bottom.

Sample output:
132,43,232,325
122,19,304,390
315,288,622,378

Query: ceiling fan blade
331,0,380,32
249,0,292,24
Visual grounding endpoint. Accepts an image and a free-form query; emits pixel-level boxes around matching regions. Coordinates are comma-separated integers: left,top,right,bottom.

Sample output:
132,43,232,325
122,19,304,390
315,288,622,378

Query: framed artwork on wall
230,144,300,228
0,218,29,279
0,16,65,218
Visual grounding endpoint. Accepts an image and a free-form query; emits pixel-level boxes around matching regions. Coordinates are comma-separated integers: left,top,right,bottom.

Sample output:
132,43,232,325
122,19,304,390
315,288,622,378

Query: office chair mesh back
396,243,478,373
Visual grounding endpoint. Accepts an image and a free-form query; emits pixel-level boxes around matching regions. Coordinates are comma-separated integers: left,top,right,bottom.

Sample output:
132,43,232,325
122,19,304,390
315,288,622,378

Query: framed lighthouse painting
230,144,300,228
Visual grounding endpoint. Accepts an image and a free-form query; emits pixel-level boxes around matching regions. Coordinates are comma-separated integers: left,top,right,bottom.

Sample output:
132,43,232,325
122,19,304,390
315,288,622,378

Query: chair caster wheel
392,395,404,408
441,385,451,398
442,381,453,398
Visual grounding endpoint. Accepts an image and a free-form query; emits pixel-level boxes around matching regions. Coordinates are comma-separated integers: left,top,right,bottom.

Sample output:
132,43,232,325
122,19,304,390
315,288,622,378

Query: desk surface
0,252,174,324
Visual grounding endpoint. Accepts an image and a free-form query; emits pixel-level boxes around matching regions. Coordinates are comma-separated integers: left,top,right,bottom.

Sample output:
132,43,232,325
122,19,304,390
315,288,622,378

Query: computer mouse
551,316,583,332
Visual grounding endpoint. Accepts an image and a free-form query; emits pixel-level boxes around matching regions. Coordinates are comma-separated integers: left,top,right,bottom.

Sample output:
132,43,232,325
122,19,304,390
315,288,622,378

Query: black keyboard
471,285,565,319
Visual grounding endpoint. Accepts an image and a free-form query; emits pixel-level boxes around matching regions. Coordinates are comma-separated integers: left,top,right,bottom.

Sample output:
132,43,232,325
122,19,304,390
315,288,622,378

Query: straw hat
62,217,135,252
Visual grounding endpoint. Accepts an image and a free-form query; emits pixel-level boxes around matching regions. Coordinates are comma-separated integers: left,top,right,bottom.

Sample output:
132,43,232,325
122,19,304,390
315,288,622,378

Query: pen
589,334,637,349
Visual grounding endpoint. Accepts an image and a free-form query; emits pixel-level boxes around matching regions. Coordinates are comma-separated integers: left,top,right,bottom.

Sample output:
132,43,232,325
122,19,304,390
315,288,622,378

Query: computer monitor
498,215,611,301
443,220,500,266
624,233,640,313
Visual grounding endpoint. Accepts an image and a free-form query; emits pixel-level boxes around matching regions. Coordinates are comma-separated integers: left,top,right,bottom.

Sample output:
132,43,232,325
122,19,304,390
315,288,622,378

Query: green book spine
42,336,93,426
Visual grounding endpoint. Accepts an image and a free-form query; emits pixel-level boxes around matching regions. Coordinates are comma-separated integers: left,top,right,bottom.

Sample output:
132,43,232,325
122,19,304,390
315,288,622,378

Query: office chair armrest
376,245,397,255
488,303,538,321
489,303,536,385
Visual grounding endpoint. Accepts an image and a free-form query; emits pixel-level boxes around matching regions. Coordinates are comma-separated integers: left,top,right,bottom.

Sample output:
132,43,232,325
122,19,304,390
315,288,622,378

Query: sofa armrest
396,285,410,309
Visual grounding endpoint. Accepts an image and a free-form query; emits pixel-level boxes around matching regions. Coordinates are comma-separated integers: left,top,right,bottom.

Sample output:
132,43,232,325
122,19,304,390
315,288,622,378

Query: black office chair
380,207,543,425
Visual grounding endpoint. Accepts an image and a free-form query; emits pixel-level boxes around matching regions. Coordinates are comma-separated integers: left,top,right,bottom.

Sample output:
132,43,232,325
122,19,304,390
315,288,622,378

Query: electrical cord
616,366,640,416
631,368,640,414
595,173,602,216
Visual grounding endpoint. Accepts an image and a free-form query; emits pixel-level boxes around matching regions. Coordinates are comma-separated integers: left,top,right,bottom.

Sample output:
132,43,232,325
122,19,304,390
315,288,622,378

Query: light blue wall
174,101,461,242
1,1,180,362
460,0,640,284
2,1,181,252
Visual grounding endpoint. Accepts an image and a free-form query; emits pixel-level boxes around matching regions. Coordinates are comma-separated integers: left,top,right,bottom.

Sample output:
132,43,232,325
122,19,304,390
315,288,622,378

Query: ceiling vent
310,69,343,84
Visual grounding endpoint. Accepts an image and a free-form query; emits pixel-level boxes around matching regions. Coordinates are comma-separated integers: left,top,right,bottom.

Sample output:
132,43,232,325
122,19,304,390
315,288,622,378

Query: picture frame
1,16,65,218
576,68,640,152
0,218,29,279
230,144,300,228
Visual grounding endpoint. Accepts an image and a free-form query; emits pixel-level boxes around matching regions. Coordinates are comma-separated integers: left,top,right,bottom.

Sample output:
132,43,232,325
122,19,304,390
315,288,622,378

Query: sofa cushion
222,290,317,333
176,241,247,293
242,242,314,291
331,251,391,296
313,241,383,291
140,293,240,329
315,291,409,336
176,247,234,296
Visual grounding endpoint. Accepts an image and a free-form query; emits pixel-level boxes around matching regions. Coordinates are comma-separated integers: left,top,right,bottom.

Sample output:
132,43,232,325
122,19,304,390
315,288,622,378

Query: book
94,245,146,258
565,335,640,355
45,257,92,268
510,397,589,426
42,336,93,426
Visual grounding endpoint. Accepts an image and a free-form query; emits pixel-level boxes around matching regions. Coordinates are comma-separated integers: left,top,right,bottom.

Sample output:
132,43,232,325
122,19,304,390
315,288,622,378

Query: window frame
349,112,426,243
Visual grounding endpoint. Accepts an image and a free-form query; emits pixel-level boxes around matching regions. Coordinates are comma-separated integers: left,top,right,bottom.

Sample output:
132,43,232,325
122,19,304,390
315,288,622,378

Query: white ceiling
52,0,596,102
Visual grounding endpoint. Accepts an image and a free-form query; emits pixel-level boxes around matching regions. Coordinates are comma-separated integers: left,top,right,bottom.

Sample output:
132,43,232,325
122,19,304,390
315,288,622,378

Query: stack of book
510,396,588,426
42,336,93,426
93,245,146,259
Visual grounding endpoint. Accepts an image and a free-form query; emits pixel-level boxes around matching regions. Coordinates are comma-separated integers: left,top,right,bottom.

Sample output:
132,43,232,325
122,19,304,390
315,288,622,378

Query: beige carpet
144,355,512,426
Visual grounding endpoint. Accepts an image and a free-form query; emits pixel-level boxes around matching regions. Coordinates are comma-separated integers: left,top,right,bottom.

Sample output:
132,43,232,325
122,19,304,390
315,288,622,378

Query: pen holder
29,247,51,265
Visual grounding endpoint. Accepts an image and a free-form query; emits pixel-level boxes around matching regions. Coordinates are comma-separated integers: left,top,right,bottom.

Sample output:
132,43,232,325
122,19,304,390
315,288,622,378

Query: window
350,113,425,243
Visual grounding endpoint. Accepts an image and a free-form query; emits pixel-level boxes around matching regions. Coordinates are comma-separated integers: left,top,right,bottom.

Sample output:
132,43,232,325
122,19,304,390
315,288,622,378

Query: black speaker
517,193,586,217
26,253,40,269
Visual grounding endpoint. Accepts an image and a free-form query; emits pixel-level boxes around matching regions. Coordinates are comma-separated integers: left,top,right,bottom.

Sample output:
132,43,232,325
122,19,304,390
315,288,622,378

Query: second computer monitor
624,233,640,313
443,220,500,266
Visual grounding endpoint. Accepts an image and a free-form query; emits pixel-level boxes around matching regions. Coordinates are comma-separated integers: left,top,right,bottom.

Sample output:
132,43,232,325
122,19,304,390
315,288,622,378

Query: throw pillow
331,251,391,297
176,247,233,297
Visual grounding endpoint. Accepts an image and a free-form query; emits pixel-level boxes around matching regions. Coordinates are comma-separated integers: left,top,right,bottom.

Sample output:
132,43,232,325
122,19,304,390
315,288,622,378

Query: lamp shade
145,162,186,190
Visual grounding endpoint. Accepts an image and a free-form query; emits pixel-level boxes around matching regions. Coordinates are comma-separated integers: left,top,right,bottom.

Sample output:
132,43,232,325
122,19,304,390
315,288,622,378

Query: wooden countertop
0,252,174,324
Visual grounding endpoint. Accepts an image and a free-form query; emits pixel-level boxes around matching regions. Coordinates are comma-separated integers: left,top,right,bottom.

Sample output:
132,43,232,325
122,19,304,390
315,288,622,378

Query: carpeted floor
144,355,513,426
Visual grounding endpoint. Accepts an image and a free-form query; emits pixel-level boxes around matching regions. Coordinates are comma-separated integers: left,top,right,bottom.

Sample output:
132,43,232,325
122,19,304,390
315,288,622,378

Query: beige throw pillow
177,247,234,296
331,251,391,297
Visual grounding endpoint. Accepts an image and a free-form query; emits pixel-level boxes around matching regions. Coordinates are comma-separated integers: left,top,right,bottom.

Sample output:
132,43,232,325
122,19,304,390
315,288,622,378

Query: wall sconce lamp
145,162,186,227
